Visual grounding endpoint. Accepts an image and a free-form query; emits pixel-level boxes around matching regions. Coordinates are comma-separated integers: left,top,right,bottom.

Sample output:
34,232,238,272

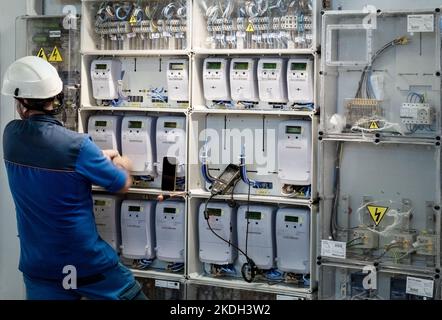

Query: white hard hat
1,56,63,99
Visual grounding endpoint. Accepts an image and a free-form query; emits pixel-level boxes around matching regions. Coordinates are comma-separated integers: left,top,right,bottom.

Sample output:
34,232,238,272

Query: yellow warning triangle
48,46,63,62
36,48,47,61
246,23,255,32
130,15,137,25
367,205,389,226
369,121,379,130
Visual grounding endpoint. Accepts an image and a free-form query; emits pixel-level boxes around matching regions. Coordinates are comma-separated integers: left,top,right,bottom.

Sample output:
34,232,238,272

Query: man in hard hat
2,56,146,300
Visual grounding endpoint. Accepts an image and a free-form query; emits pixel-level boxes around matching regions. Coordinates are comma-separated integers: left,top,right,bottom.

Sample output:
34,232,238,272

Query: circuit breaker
155,201,185,263
120,200,156,260
275,208,310,273
156,116,186,176
91,59,122,101
93,195,121,252
203,58,231,101
287,59,314,104
121,116,156,176
230,58,259,102
277,120,312,185
167,59,189,102
237,205,275,269
257,58,287,103
87,115,122,152
198,202,237,265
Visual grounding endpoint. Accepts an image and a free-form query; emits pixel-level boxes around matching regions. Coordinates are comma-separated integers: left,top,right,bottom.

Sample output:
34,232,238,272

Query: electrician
1,56,147,300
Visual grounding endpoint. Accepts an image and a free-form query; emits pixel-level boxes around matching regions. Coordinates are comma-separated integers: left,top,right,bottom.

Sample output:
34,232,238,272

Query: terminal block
416,235,438,256
349,228,379,249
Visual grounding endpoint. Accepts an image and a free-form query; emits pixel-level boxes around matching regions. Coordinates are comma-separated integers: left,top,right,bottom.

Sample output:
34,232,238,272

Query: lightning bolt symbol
374,208,382,222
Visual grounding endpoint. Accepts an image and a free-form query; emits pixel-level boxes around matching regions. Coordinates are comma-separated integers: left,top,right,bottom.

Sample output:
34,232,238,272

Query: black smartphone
161,157,177,191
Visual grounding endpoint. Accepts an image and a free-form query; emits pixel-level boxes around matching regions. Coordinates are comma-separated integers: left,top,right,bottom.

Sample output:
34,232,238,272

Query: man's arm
113,155,133,194
76,138,133,194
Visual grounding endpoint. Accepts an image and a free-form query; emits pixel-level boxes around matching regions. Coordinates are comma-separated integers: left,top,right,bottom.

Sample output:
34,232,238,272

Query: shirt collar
28,114,63,126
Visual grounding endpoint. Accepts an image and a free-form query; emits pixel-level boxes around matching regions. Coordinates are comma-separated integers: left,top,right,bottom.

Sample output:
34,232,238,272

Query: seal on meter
211,164,241,195
161,157,177,191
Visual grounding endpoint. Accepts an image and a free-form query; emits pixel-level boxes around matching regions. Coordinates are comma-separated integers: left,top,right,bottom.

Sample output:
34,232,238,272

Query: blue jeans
23,262,147,300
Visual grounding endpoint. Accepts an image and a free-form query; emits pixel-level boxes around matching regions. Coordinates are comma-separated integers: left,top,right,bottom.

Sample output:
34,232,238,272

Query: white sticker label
276,295,303,300
407,14,434,33
236,31,246,38
321,240,346,259
155,280,180,290
406,276,434,298
49,30,61,38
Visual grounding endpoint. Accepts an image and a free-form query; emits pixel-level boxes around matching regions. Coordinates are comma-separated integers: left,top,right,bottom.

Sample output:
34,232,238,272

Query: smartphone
161,157,177,191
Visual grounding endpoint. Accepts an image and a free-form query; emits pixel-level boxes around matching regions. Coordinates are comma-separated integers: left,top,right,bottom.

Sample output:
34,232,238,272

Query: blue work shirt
3,114,127,280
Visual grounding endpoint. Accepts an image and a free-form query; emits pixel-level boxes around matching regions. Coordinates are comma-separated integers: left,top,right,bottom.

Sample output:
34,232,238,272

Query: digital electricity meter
121,116,156,176
257,58,288,103
203,58,231,101
87,115,122,152
91,59,122,101
230,58,259,102
287,59,314,104
167,59,189,102
277,120,312,185
156,116,186,176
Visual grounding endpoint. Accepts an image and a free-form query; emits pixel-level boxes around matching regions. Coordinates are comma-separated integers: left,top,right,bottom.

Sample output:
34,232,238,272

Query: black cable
329,142,342,241
241,183,257,283
203,191,257,282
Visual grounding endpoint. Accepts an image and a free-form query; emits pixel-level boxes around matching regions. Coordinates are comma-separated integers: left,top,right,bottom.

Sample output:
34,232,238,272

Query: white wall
0,0,42,300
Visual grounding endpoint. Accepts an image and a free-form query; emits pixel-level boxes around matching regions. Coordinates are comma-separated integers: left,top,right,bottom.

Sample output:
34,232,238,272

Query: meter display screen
128,121,143,129
263,63,277,69
164,207,177,214
95,121,107,127
234,62,249,70
94,200,106,206
170,63,184,70
286,126,302,134
207,208,222,217
164,122,177,129
246,211,262,220
291,63,307,71
207,62,222,70
285,216,299,223
95,64,108,70
128,206,141,212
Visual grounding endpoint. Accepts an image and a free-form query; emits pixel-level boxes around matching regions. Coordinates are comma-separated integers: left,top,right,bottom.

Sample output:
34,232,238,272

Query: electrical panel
195,0,315,50
19,15,81,131
275,208,310,274
86,1,188,51
198,202,237,265
167,59,189,102
155,201,186,263
230,58,259,103
257,58,288,104
87,115,122,152
237,205,275,270
277,120,312,186
156,116,186,176
91,59,122,102
203,58,230,102
121,200,156,259
287,59,314,104
93,195,121,251
121,116,156,176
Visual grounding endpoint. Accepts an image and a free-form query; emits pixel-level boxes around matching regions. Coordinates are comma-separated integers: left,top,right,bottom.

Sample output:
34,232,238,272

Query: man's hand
102,149,120,162
112,155,133,194
113,156,134,173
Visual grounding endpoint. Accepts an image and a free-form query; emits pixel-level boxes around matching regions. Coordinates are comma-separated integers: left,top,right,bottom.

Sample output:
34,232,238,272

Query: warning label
48,46,63,62
36,48,47,61
130,15,137,25
369,121,379,130
246,23,255,32
367,205,389,226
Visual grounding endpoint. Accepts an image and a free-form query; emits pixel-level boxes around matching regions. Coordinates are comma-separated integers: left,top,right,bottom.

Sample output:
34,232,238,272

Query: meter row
87,115,186,177
203,57,314,106
94,195,310,275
